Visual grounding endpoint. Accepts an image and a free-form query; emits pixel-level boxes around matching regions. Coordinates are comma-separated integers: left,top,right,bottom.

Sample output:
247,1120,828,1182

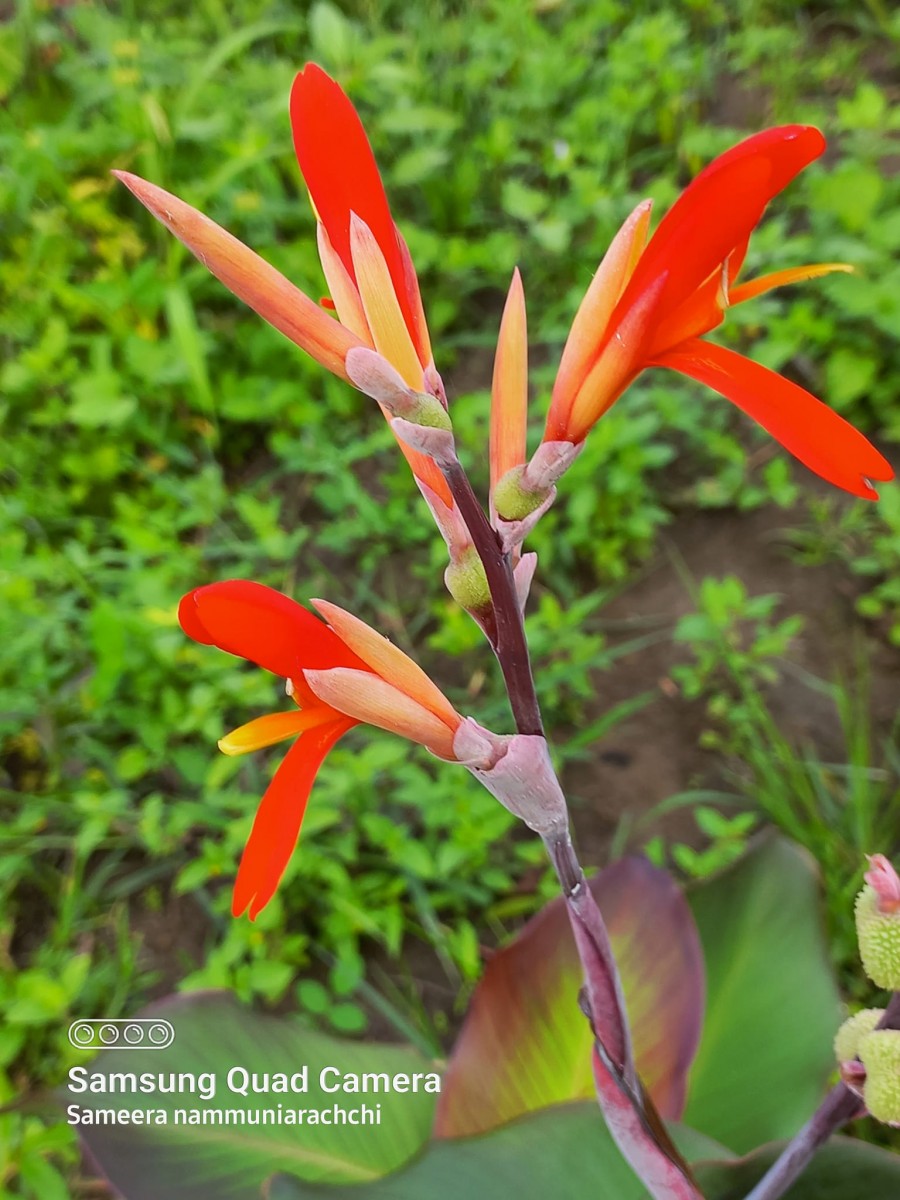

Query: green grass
2,0,900,1192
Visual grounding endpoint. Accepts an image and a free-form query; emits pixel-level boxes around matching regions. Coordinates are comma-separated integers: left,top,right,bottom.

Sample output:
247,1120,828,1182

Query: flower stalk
438,448,701,1198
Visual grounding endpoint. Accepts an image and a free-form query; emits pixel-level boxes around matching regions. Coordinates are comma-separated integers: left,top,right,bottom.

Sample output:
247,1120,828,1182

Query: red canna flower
114,63,451,506
180,580,467,918
545,126,893,499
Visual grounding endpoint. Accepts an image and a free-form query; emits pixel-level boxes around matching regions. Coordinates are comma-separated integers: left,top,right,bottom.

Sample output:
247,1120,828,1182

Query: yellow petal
303,667,458,759
490,268,528,492
218,707,338,757
350,212,423,390
729,262,854,306
316,222,373,344
113,171,362,382
550,199,653,421
309,599,460,729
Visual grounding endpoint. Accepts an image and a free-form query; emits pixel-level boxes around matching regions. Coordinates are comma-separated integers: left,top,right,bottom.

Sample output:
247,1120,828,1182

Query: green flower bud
855,884,900,989
834,1008,884,1063
859,1030,900,1126
406,394,453,431
492,466,548,522
444,549,491,613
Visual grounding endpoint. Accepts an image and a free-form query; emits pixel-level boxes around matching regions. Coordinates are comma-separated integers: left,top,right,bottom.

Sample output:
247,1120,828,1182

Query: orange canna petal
490,268,529,493
549,199,652,428
310,599,460,729
232,719,354,919
303,667,459,760
729,262,854,306
316,222,374,344
350,212,424,390
654,338,894,499
113,171,361,382
218,707,340,757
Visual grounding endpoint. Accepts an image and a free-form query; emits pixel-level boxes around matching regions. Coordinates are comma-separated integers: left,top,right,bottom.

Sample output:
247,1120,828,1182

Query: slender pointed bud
468,734,569,838
112,171,362,381
490,268,529,495
865,854,900,913
423,361,448,409
859,1030,900,1126
444,547,492,616
316,222,373,343
350,212,423,388
834,1008,884,1064
416,479,471,558
856,859,900,989
513,551,538,612
390,416,455,467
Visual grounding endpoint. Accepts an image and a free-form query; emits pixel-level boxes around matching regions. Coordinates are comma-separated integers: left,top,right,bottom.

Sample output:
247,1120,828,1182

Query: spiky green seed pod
834,1008,884,1063
856,884,900,989
444,549,491,614
859,1030,900,1126
492,466,548,521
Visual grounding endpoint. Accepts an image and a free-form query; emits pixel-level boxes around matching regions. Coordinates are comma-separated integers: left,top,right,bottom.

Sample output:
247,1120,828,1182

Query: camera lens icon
67,1018,175,1050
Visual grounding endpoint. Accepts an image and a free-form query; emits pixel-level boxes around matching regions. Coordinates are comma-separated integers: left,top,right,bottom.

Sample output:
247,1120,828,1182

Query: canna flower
544,126,893,500
114,62,452,505
179,580,473,918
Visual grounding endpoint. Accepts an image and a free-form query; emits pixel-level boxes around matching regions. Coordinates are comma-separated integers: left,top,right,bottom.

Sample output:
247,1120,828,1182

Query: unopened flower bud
855,857,900,989
493,465,550,522
404,393,453,431
859,1030,900,1126
834,1008,884,1064
444,547,491,615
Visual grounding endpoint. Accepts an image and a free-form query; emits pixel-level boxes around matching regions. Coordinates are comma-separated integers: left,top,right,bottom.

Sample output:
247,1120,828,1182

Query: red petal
290,65,423,359
619,126,825,327
654,338,894,499
232,719,354,919
179,580,368,677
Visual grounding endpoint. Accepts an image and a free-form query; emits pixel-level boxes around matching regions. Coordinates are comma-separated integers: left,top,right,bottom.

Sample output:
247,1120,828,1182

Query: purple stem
442,460,543,736
743,992,900,1200
440,451,702,1198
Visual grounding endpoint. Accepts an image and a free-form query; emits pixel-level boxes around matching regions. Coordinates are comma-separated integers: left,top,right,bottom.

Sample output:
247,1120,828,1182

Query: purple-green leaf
435,856,704,1137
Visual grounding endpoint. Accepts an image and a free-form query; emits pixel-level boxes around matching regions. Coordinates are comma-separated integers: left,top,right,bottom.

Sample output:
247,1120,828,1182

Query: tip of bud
865,854,900,913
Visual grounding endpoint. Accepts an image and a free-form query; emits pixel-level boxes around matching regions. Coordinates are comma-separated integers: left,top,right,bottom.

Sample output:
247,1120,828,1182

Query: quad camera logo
68,1018,175,1051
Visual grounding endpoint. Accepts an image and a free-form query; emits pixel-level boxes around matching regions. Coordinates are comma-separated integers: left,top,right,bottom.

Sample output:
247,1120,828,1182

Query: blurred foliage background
1,0,899,1193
